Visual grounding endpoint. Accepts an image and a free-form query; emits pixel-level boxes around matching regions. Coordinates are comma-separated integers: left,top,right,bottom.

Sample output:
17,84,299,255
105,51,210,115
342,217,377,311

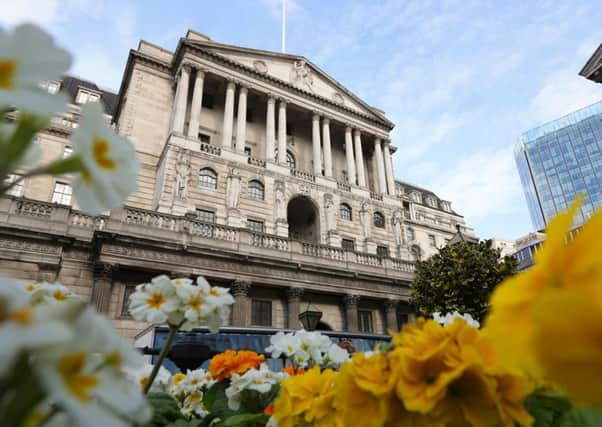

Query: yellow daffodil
0,23,70,116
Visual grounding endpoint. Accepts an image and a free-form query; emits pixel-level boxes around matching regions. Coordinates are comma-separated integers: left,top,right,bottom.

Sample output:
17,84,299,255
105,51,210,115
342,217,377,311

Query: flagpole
281,0,286,53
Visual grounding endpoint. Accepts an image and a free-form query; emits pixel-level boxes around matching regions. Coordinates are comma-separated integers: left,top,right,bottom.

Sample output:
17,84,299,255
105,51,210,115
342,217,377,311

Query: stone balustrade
336,181,351,192
199,142,222,156
0,197,414,281
290,169,316,182
370,191,383,201
247,157,266,168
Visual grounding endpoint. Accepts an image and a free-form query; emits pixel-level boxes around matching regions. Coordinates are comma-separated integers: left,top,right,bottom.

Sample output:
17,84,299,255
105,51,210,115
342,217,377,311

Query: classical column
187,68,205,139
171,64,191,134
230,280,251,326
277,99,287,164
343,294,360,332
345,126,356,184
221,80,236,148
374,138,387,194
91,264,113,314
265,96,276,160
235,85,248,152
322,117,333,177
312,113,322,175
383,140,395,196
354,129,366,187
286,287,304,329
384,299,399,332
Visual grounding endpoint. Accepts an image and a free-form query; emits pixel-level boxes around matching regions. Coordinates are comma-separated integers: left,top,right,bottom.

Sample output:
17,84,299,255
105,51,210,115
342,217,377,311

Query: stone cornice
176,42,394,132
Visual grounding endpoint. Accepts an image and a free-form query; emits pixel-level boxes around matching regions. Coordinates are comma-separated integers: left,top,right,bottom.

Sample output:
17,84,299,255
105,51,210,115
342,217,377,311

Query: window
342,238,355,251
340,203,352,221
121,284,137,317
75,89,100,104
244,147,252,157
63,145,73,158
51,182,72,205
406,227,415,241
274,149,296,169
376,245,389,258
410,245,421,261
199,168,217,189
358,310,373,333
247,180,265,200
428,234,436,247
251,299,272,326
246,108,254,123
4,174,24,197
195,209,215,223
199,133,211,144
45,80,60,94
202,94,214,109
410,191,422,203
286,123,295,136
247,219,264,234
373,212,385,228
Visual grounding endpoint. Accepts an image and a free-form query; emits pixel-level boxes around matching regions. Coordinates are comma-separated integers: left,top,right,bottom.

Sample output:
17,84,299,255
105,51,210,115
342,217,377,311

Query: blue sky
4,0,602,239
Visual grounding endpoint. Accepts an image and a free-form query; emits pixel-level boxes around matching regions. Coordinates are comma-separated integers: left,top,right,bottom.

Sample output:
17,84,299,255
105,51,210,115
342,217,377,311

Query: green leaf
42,154,85,175
204,381,228,413
223,413,269,427
558,408,602,427
165,420,204,427
524,388,572,427
143,392,185,427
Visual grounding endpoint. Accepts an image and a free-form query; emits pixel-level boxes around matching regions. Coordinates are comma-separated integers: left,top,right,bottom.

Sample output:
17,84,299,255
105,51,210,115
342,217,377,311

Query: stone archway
287,195,320,243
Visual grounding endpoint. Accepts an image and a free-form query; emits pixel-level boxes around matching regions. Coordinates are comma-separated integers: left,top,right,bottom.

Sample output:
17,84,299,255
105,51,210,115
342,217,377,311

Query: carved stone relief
392,208,404,247
225,167,242,210
253,60,268,74
332,92,345,105
274,180,287,222
359,202,371,240
174,150,191,201
289,60,314,93
323,193,336,233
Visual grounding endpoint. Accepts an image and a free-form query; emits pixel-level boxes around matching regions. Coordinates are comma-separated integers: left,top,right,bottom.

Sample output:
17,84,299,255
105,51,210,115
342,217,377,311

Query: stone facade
0,29,475,339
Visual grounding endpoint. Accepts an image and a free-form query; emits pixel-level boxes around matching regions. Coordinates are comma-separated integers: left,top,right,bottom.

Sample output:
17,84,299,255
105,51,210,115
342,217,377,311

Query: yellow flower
334,352,397,427
273,366,341,427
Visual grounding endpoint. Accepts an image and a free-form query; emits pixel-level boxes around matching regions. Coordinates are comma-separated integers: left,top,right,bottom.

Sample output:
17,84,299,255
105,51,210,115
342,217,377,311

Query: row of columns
170,64,396,194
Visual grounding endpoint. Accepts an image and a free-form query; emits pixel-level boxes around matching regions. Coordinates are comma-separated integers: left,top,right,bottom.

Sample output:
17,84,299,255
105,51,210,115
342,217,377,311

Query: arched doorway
287,195,319,242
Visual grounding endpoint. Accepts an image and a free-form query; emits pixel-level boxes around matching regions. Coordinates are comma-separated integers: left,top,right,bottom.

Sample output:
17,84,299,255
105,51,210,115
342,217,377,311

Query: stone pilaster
235,86,248,152
230,279,251,326
286,287,304,329
383,140,395,196
374,138,387,194
345,126,356,185
277,100,287,164
221,80,236,148
171,64,191,134
187,68,205,138
353,129,366,187
343,294,360,332
322,117,332,177
37,263,58,282
312,113,322,175
384,299,399,332
91,264,114,314
265,96,276,161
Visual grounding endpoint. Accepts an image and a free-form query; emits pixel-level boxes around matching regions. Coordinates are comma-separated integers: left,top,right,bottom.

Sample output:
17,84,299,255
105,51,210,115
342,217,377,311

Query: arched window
199,168,217,189
410,245,422,261
275,149,296,169
247,180,265,200
339,203,352,221
373,211,385,228
407,227,415,241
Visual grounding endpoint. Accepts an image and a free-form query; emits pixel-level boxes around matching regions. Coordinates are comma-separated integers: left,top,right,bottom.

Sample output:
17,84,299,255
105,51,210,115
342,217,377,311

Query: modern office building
515,101,602,230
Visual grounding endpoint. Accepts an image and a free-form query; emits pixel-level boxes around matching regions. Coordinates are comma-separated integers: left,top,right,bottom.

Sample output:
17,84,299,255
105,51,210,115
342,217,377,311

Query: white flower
129,275,179,324
125,363,171,394
324,343,349,366
70,101,139,215
0,277,72,377
432,311,480,328
225,364,286,410
265,331,300,359
180,367,216,393
181,391,208,418
0,23,70,116
35,308,151,427
29,282,78,305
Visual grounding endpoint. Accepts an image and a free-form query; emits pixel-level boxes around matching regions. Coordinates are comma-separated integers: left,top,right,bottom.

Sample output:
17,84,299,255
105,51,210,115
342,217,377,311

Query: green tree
410,240,517,323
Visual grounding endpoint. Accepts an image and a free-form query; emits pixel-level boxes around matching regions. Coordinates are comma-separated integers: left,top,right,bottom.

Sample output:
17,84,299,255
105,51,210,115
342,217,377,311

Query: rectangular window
51,182,72,205
4,174,24,197
376,245,389,258
202,94,214,109
247,219,264,234
244,147,252,157
47,80,60,94
428,234,436,247
199,133,211,144
342,238,355,251
251,299,272,326
358,310,374,333
195,209,215,223
63,145,73,158
121,284,137,317
75,90,100,104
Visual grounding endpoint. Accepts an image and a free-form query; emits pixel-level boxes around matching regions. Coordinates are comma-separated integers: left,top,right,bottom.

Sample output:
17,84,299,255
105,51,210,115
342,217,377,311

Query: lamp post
298,302,322,331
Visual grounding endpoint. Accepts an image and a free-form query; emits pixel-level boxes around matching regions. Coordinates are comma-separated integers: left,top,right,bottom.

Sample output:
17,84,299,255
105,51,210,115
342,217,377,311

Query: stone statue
174,150,190,200
392,209,404,246
274,181,286,222
289,60,314,93
226,167,241,209
359,202,370,239
324,194,336,232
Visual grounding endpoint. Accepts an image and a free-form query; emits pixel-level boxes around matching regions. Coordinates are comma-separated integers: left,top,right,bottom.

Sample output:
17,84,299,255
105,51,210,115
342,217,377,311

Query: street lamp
298,302,322,331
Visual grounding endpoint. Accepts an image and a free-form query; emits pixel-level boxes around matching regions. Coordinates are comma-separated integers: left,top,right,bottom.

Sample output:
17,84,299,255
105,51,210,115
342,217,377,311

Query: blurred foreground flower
486,199,602,408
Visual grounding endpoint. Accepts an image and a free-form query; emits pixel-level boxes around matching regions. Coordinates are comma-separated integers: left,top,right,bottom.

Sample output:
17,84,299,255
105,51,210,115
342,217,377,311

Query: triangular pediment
187,40,390,126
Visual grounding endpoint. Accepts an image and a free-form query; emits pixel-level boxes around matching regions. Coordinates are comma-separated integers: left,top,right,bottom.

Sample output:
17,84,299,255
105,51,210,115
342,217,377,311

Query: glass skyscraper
515,101,602,230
